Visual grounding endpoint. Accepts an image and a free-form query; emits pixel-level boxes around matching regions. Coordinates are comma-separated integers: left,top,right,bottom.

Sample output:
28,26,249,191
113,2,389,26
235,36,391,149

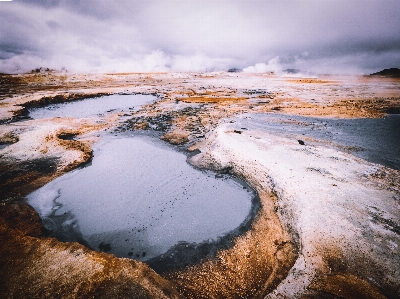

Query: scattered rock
0,132,19,145
161,131,189,145
298,140,305,145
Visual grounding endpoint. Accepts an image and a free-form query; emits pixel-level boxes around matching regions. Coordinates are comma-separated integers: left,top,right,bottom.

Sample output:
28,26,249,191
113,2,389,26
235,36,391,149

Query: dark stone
243,89,269,95
298,140,305,145
57,133,77,140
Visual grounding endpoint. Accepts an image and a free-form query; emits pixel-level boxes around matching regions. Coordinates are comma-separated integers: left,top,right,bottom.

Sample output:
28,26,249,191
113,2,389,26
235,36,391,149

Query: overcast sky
1,0,399,74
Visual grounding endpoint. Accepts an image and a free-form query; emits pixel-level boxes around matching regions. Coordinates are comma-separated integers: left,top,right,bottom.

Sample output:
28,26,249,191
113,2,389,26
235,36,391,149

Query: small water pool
28,94,156,119
27,134,257,266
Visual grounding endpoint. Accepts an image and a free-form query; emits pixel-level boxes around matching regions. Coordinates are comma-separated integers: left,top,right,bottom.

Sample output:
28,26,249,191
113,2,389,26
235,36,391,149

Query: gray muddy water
28,94,156,119
0,143,10,150
27,134,258,271
235,113,400,170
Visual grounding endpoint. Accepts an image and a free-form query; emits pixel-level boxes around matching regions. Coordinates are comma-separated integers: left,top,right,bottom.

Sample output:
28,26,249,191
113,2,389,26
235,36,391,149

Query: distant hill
227,68,242,73
370,68,400,77
283,69,301,74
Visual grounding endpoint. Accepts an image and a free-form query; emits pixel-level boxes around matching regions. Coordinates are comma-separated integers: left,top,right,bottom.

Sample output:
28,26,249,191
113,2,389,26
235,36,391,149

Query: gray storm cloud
1,0,399,74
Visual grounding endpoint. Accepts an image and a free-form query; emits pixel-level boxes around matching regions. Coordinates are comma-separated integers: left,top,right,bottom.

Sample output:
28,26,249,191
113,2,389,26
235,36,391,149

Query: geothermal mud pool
28,93,156,119
27,133,258,269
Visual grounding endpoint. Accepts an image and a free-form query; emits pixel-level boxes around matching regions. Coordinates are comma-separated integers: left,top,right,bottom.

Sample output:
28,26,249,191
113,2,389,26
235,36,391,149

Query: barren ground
0,71,399,298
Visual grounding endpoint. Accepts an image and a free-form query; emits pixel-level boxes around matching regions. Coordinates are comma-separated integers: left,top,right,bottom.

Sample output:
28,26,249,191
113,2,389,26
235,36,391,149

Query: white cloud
243,57,282,74
1,0,400,74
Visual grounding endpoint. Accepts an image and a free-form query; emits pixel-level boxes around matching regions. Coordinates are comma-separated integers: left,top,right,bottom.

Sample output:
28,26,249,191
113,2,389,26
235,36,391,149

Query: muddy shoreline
26,130,262,273
1,72,399,298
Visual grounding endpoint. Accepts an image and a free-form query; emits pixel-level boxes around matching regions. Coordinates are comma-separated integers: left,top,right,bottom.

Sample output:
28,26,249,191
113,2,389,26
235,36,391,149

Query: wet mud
0,203,183,299
164,191,298,299
0,158,58,202
22,92,111,109
146,189,261,274
26,133,260,274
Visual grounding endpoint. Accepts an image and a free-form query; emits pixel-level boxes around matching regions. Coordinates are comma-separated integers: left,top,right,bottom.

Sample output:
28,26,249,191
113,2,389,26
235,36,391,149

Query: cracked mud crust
0,72,399,298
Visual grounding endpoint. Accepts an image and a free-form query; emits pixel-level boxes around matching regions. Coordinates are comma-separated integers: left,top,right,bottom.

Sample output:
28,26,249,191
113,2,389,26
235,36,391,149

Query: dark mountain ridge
370,68,400,77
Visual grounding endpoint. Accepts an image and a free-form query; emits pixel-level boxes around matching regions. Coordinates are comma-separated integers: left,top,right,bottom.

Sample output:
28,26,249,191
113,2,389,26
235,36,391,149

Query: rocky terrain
0,71,399,298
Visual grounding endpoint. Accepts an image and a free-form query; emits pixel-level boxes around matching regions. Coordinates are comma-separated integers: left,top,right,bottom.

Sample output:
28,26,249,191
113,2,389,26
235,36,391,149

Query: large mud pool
28,93,156,119
26,134,259,272
236,113,400,170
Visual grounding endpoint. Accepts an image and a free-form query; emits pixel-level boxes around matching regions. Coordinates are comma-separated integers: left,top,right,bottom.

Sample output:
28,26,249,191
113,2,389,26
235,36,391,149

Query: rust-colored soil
0,204,183,299
179,97,247,103
286,79,336,84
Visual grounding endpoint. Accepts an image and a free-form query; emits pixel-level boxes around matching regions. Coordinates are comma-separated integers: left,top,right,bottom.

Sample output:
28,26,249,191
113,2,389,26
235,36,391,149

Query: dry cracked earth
0,71,399,298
